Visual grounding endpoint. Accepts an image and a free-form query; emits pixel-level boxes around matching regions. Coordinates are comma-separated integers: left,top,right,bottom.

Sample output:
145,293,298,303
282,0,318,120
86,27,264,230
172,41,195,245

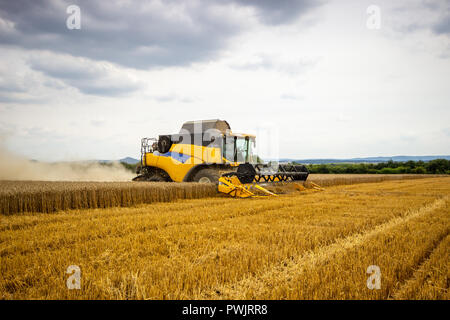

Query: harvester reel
236,163,257,184
218,163,310,198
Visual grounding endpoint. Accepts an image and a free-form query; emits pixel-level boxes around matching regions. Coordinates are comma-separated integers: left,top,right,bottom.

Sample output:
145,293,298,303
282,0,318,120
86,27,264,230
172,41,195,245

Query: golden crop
1,177,448,299
0,181,216,215
0,174,437,215
392,234,449,299
306,173,437,187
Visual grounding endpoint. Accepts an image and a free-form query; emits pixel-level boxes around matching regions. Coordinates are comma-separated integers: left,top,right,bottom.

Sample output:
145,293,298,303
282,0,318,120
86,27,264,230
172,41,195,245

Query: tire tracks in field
307,175,434,188
3,177,443,232
201,196,449,299
0,197,304,257
0,197,231,232
390,233,450,300
1,183,438,258
1,195,282,233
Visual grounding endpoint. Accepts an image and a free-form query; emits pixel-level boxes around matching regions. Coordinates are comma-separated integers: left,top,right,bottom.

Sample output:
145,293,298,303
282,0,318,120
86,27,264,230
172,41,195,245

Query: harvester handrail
141,137,157,166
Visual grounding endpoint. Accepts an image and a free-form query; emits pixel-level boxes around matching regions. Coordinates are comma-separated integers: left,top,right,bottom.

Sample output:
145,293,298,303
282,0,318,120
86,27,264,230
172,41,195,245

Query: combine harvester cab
133,119,310,197
133,119,251,183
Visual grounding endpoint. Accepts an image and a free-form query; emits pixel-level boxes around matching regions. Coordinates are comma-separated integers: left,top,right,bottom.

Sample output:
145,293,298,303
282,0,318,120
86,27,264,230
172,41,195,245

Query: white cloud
0,0,449,161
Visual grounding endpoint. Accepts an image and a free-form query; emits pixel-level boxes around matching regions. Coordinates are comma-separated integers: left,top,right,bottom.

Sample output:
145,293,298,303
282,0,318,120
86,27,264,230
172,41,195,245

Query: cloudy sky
0,0,449,161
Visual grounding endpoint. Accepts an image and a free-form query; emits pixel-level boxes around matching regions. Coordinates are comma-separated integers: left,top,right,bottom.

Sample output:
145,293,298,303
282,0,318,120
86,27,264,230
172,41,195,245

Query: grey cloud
0,66,30,93
0,82,26,93
74,83,140,96
430,0,450,35
232,0,318,25
0,95,42,104
432,14,450,35
0,85,46,103
390,1,450,36
28,53,143,96
0,0,319,69
0,68,45,103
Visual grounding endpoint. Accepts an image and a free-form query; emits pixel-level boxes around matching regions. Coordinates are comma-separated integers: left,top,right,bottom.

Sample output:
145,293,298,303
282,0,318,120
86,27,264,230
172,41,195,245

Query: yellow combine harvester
133,119,309,197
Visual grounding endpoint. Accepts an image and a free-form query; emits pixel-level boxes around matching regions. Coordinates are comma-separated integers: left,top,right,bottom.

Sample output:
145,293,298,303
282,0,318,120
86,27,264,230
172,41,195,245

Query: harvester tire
132,174,147,181
193,169,220,184
147,174,166,182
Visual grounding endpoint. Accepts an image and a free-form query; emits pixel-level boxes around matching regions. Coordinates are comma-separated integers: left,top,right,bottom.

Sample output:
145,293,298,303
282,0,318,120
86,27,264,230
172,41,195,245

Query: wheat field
0,181,217,215
1,177,449,299
0,174,439,215
307,173,437,187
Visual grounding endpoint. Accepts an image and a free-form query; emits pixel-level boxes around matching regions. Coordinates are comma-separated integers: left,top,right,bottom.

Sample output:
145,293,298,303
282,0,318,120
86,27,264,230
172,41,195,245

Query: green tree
386,159,395,168
379,167,396,174
425,159,450,174
412,167,426,174
316,164,330,173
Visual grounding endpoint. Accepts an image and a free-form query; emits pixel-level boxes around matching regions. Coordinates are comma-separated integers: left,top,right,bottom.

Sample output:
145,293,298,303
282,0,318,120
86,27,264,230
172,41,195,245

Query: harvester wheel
193,169,220,184
147,174,166,182
132,174,147,181
132,173,166,182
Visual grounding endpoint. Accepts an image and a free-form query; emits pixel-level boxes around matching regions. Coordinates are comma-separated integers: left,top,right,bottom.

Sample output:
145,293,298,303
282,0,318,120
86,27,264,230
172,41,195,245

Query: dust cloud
0,142,134,182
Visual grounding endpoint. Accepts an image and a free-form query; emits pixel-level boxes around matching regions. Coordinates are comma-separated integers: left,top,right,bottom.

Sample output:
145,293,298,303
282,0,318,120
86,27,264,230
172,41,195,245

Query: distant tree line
299,159,450,174
118,159,450,175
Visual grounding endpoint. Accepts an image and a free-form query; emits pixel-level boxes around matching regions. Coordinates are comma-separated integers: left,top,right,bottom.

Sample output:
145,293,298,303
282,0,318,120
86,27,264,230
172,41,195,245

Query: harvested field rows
0,174,442,215
215,196,449,299
392,234,450,300
1,177,449,299
306,173,440,187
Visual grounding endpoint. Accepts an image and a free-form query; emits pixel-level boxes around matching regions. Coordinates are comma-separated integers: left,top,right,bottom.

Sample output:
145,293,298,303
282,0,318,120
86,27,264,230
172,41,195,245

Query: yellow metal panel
143,144,223,182
144,153,194,182
170,144,222,164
